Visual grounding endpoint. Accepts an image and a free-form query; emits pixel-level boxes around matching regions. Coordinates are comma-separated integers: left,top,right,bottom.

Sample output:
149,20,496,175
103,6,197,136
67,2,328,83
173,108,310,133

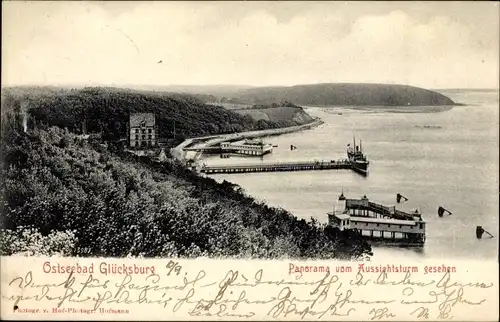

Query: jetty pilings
199,159,364,175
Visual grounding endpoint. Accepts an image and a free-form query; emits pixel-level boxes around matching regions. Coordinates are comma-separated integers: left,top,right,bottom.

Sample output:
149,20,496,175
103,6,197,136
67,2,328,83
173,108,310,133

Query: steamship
347,137,369,174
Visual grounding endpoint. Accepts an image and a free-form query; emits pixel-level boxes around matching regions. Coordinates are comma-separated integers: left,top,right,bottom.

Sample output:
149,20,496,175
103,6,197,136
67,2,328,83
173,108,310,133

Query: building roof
351,216,418,226
229,140,272,148
335,214,351,220
244,139,267,146
327,212,350,219
130,113,155,127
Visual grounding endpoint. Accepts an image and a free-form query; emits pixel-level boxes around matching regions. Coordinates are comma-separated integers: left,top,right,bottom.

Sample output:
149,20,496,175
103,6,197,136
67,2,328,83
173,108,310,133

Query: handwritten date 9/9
166,260,182,276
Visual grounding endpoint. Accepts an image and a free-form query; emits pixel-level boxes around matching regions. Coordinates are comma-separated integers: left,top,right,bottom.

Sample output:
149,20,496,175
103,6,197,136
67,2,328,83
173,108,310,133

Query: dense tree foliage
1,87,299,146
251,101,301,109
1,86,371,259
1,127,372,259
130,84,457,107
234,105,315,126
229,83,457,106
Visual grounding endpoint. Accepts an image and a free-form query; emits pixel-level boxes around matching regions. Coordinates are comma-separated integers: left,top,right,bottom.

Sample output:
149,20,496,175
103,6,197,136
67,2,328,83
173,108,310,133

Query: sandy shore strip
171,118,324,162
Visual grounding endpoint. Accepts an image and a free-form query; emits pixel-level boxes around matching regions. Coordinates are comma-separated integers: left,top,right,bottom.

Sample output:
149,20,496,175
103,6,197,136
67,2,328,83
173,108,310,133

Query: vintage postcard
1,1,499,321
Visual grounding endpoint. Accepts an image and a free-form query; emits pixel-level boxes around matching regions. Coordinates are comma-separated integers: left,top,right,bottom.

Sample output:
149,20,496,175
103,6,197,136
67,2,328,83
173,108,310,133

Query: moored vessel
347,137,369,174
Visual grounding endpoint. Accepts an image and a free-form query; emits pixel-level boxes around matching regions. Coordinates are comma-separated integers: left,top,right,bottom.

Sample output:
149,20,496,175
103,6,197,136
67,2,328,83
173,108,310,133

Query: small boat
414,125,442,129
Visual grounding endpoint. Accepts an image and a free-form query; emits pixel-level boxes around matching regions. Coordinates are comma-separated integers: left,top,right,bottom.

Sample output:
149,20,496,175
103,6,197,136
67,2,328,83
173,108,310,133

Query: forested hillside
1,86,304,146
234,102,315,125
231,83,457,106
0,126,372,259
178,83,455,107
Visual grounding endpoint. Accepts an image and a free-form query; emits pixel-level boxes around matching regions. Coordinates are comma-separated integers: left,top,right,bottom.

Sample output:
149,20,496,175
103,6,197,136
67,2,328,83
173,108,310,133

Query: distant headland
214,83,458,107
131,83,460,107
1,82,463,108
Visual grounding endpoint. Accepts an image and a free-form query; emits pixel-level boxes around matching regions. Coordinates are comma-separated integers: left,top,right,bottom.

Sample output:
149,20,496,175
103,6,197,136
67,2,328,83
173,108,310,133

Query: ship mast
360,140,362,152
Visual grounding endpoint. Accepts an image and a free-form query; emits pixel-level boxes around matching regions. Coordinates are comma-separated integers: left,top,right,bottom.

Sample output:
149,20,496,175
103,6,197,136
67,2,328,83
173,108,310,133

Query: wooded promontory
229,83,457,106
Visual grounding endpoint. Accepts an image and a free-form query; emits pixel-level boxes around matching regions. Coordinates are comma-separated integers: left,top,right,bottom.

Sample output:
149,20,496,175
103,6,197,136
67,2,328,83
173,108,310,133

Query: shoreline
171,118,324,163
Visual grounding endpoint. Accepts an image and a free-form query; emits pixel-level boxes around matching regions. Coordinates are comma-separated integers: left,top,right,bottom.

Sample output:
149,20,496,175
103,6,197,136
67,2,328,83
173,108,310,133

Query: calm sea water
202,90,499,260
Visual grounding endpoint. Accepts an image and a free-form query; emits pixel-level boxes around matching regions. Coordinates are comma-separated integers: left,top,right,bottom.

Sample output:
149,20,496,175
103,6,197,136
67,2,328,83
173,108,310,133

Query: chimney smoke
22,113,28,133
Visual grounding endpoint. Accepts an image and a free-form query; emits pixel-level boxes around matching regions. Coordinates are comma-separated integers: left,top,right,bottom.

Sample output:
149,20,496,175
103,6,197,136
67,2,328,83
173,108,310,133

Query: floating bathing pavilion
183,139,273,156
220,139,273,156
328,193,426,244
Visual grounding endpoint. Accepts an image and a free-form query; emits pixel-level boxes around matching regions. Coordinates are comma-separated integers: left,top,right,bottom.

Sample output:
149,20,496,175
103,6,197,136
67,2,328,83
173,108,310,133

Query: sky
2,1,499,89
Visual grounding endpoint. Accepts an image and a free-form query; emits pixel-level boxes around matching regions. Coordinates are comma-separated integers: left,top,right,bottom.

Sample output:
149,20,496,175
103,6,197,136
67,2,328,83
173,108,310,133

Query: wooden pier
199,159,367,175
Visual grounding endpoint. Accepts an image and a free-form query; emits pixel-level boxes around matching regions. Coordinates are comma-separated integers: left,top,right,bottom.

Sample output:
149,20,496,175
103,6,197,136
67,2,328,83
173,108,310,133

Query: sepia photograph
1,1,498,320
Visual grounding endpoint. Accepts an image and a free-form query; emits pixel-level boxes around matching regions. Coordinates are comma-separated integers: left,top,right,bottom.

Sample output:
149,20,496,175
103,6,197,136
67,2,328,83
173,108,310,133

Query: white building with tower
328,192,426,244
